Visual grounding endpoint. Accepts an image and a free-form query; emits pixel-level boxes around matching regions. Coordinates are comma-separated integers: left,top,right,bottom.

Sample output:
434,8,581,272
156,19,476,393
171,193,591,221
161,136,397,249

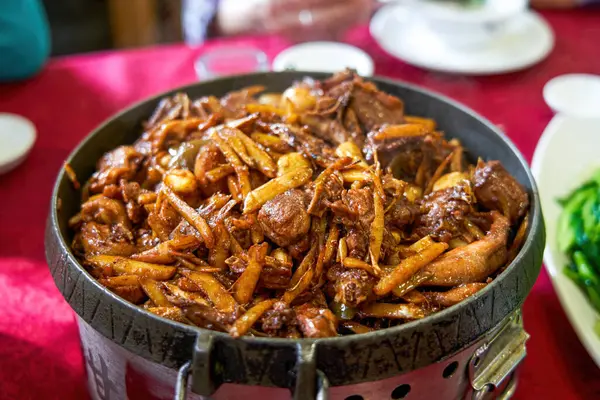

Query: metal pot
45,72,545,400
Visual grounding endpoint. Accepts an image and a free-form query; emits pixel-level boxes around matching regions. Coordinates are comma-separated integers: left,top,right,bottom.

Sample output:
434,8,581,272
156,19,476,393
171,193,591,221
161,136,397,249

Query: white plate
531,115,600,367
272,42,374,77
370,5,554,75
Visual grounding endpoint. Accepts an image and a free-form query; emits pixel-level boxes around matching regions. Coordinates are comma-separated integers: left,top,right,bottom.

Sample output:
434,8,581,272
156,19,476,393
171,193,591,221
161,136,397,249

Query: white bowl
272,42,374,77
415,0,527,25
413,0,528,50
543,74,600,118
531,115,600,367
0,113,37,175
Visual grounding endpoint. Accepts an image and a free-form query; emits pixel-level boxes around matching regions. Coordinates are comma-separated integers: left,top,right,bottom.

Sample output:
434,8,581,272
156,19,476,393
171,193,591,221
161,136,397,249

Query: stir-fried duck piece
329,187,374,258
294,302,338,338
349,80,405,131
473,160,529,224
81,196,130,227
300,101,365,147
300,115,354,146
422,283,487,307
257,189,311,247
89,146,143,193
261,301,296,336
420,212,510,286
333,268,376,307
414,182,475,242
79,222,137,256
365,128,427,172
386,199,419,230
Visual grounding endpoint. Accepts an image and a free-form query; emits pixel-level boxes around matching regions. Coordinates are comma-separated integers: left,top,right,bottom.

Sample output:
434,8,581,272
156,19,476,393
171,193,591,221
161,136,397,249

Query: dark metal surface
45,72,545,394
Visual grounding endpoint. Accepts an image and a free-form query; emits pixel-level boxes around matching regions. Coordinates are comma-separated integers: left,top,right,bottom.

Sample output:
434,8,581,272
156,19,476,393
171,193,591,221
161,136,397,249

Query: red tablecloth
2,9,600,400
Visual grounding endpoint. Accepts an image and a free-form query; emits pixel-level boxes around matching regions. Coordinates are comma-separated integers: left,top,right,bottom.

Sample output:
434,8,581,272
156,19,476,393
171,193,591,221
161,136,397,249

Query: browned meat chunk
90,146,143,193
300,104,365,148
421,212,510,286
300,115,353,146
267,123,336,168
258,189,311,247
329,187,374,258
334,269,376,307
80,222,137,256
473,160,529,224
184,303,236,332
350,81,404,131
261,261,292,289
386,200,419,229
415,183,474,242
261,302,296,335
330,187,374,227
294,303,338,338
345,227,369,259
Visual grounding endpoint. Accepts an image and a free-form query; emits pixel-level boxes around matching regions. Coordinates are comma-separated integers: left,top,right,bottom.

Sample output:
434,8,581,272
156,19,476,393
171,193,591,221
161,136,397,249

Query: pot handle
173,337,330,400
292,342,330,400
174,334,220,399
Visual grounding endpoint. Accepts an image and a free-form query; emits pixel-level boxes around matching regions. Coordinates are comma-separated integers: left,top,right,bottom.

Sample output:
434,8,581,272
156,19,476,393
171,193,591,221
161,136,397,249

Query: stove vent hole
344,396,364,400
391,384,411,399
443,361,459,379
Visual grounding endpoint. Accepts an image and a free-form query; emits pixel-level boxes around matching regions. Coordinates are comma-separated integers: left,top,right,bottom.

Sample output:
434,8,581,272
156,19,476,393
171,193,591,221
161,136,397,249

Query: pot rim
49,71,543,346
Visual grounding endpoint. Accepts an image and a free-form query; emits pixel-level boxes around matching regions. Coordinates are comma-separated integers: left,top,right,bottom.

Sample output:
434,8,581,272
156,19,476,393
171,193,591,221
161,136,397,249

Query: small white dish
0,113,37,175
543,74,600,118
370,4,554,75
272,42,374,77
531,115,600,368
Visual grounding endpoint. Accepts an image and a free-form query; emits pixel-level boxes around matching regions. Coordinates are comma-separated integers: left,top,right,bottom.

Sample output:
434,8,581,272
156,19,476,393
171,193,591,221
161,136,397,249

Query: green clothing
0,0,50,81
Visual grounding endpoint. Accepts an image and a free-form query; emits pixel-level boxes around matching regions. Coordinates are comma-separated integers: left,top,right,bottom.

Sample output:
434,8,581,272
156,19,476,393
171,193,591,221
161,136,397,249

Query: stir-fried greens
68,70,529,338
558,171,600,315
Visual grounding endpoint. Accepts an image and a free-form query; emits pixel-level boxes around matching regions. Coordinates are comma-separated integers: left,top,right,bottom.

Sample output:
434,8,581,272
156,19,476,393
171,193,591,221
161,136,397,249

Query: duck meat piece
320,69,355,92
294,302,338,338
80,222,137,256
300,115,353,146
258,189,311,247
220,85,264,117
386,199,419,230
349,80,404,131
364,129,426,173
414,183,474,242
267,123,336,167
330,187,374,227
89,146,144,193
345,227,369,259
261,301,297,336
421,212,510,286
473,160,529,223
334,268,376,307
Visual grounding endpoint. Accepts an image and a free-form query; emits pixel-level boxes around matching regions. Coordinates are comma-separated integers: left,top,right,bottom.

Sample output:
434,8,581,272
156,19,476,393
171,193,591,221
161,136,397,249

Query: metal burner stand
169,309,527,400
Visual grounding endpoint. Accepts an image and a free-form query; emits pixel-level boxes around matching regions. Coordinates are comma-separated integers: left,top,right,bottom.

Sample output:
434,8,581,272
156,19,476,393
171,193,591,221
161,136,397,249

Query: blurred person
183,0,374,45
0,0,50,81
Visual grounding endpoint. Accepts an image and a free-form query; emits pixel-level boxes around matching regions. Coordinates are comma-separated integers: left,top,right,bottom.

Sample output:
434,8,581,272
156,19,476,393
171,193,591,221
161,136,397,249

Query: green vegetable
558,172,600,324
563,265,584,291
557,186,595,253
